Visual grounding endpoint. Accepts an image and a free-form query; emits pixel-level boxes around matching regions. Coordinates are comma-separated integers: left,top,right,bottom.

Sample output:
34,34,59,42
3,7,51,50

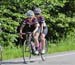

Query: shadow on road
1,60,35,64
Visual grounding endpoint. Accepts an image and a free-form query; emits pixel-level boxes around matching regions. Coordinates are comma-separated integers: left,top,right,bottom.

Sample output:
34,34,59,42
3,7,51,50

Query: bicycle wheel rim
45,40,48,53
23,40,32,63
40,39,48,61
22,40,26,63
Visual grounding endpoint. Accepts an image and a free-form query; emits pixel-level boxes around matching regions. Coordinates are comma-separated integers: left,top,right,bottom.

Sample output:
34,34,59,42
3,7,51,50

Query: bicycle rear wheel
23,40,32,63
45,39,48,53
40,39,48,61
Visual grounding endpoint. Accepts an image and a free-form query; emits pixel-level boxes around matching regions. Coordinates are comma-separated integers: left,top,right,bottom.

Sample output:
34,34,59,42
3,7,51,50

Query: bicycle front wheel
23,40,32,63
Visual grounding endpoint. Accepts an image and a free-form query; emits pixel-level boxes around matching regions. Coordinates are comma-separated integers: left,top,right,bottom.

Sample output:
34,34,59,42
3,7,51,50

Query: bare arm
20,23,25,39
33,23,39,34
20,24,25,34
40,21,46,33
41,23,43,33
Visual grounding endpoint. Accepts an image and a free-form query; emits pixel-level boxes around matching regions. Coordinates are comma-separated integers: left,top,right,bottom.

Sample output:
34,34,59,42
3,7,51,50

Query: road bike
20,32,48,63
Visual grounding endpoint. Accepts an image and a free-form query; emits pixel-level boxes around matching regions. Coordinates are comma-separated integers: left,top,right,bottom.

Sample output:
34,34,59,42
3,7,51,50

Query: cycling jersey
36,15,48,35
21,17,39,33
37,16,45,24
23,17,38,26
36,16,47,27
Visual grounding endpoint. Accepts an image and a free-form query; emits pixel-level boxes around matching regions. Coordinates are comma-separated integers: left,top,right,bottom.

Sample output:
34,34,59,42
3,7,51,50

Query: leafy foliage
0,0,75,46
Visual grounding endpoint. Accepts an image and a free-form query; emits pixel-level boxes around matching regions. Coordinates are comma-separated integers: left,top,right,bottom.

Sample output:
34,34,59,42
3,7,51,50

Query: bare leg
40,33,46,53
34,33,39,47
33,33,40,54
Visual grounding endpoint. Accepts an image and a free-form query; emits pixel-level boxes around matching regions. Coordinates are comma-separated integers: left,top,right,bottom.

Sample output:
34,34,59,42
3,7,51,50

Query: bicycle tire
22,35,32,63
40,39,48,61
45,39,48,53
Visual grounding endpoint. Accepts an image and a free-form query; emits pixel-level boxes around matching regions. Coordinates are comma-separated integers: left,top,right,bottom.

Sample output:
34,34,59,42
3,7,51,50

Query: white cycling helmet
34,8,41,15
26,10,35,18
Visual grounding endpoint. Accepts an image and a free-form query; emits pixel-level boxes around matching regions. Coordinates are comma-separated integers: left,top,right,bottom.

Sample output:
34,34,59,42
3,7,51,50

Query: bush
0,0,75,46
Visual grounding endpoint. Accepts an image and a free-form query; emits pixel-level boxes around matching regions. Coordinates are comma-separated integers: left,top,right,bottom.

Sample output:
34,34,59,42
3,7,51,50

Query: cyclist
20,10,40,54
34,8,48,54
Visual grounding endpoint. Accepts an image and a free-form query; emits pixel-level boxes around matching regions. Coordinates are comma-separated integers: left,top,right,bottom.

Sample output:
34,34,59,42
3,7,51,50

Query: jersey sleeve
34,18,38,24
40,16,45,23
20,19,26,28
22,20,26,25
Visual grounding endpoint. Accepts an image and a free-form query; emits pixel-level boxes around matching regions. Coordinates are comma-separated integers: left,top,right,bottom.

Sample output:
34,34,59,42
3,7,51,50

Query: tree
0,0,75,46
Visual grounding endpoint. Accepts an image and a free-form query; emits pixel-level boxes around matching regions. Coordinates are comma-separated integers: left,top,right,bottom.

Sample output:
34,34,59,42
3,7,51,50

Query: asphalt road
1,51,75,65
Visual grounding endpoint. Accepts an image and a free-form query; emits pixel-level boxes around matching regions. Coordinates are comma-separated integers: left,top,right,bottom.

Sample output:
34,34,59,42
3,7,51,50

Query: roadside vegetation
3,32,75,60
0,0,75,60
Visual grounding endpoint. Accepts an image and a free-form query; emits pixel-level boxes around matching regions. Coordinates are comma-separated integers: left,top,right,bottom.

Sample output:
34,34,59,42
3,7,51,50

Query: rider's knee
34,36,38,40
40,36,45,41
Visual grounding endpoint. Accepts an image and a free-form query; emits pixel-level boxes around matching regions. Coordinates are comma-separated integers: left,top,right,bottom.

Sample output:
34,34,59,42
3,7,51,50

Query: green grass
48,37,75,53
2,37,75,60
2,46,22,60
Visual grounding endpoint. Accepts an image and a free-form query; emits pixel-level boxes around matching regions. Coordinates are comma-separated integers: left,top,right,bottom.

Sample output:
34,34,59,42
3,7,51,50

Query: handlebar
20,32,32,35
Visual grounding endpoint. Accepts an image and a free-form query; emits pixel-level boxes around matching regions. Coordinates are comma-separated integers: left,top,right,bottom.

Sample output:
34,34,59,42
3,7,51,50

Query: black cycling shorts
38,26,48,35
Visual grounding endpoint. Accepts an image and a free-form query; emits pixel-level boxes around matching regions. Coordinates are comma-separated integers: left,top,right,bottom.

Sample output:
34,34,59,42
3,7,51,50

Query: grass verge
2,37,75,60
